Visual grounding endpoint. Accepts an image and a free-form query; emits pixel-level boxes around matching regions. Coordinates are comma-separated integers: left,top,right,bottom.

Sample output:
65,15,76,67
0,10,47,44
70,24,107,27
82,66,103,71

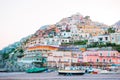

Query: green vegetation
112,45,120,52
84,16,90,20
87,42,116,48
108,27,115,33
87,42,120,52
74,40,88,45
2,53,9,60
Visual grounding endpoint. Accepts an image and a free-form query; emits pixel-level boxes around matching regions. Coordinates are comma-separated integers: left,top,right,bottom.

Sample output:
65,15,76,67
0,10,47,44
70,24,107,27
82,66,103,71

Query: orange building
28,45,59,51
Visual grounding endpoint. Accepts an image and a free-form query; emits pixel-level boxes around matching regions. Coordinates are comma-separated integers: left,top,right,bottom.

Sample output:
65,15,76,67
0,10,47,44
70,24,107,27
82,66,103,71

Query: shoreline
0,72,120,80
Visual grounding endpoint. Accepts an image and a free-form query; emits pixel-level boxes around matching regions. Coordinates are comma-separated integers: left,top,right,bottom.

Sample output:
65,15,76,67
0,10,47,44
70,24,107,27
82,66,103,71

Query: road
0,72,120,80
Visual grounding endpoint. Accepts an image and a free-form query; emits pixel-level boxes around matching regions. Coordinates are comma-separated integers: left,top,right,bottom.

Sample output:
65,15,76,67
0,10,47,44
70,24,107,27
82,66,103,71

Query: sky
0,0,120,50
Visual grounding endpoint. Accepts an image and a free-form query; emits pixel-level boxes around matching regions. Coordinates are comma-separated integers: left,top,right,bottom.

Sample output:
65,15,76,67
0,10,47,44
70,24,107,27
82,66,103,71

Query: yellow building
78,25,106,36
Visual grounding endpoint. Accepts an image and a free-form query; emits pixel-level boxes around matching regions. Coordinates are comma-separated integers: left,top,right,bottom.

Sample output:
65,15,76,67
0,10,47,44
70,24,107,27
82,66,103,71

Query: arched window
103,59,105,62
96,59,99,62
113,53,115,56
100,53,102,56
109,59,112,62
108,53,110,56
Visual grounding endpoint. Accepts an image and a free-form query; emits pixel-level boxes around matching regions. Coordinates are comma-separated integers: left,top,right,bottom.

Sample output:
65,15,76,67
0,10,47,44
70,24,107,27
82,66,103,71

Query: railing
99,55,117,58
87,54,98,56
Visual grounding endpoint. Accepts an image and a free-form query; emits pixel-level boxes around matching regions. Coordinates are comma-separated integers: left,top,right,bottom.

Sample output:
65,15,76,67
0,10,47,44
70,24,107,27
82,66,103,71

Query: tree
113,45,120,52
74,40,88,45
108,28,115,33
84,16,90,20
2,53,9,60
106,42,116,47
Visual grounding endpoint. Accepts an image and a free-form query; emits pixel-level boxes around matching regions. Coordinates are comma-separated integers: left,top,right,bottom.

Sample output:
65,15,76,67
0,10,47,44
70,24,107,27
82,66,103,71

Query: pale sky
0,0,120,50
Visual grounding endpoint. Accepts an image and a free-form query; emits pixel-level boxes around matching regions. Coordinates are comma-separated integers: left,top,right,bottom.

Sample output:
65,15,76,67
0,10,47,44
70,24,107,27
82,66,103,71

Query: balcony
99,55,105,57
106,56,111,57
87,54,98,56
117,56,120,58
32,60,42,63
111,56,116,58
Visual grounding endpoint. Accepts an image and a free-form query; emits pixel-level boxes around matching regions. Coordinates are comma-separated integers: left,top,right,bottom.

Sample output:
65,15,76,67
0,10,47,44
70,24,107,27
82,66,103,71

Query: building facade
79,25,106,36
47,51,82,68
82,50,120,67
110,33,120,44
88,35,110,44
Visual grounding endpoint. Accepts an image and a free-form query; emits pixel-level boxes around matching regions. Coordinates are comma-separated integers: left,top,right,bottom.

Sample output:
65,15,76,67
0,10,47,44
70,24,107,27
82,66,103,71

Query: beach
0,72,120,80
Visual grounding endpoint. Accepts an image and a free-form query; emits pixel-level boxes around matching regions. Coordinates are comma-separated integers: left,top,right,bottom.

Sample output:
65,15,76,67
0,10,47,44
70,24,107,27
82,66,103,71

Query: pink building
82,50,120,66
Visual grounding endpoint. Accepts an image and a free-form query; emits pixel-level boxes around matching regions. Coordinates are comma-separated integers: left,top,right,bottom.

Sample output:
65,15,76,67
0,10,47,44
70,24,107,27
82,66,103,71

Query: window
99,38,103,41
65,40,67,42
103,59,105,62
90,59,92,62
105,37,108,40
100,53,102,56
109,59,112,62
108,53,110,56
81,35,82,38
113,54,115,56
97,59,99,62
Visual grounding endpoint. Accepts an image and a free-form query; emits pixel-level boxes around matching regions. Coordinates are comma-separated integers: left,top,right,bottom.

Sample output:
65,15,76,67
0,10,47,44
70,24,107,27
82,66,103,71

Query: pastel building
18,45,59,68
79,25,106,36
47,51,82,68
25,36,47,48
82,50,120,67
27,45,58,51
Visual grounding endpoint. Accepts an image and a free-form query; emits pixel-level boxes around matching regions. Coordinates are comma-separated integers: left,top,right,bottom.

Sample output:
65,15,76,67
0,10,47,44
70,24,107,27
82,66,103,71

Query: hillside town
15,13,120,71
0,13,120,74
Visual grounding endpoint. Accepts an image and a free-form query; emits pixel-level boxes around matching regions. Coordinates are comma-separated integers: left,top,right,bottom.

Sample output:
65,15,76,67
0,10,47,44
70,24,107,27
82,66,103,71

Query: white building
60,31,72,38
110,33,120,44
17,50,43,63
69,25,80,41
79,33,91,40
61,38,70,43
88,35,110,44
46,37,61,46
70,24,79,34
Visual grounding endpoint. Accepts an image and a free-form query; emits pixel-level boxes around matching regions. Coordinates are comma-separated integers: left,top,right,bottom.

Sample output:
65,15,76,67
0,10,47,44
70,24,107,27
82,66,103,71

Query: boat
26,67,46,73
58,66,85,75
0,68,7,72
99,70,120,74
